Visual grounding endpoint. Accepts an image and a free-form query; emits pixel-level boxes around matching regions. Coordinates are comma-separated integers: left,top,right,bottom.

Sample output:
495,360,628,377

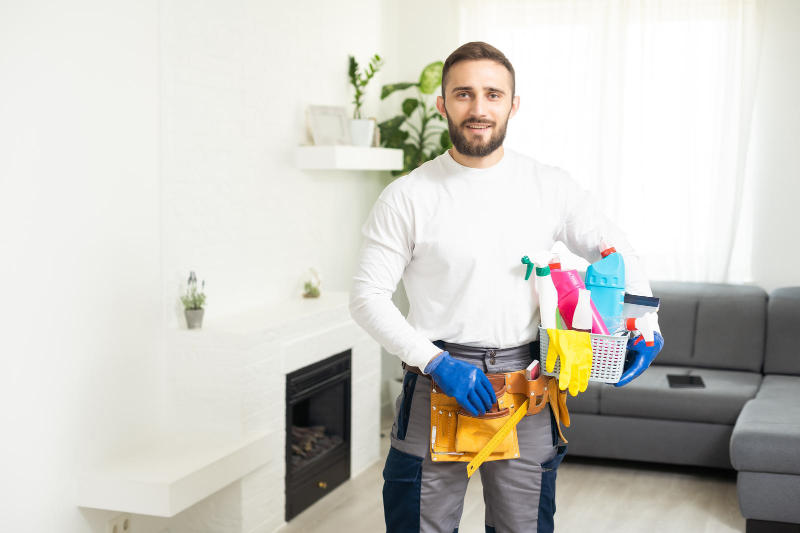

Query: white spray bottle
534,262,559,329
626,312,656,346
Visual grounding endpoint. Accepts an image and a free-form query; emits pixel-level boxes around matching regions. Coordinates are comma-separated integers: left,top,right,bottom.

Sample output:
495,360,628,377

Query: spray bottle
535,264,559,329
626,313,656,346
521,255,560,330
550,268,609,334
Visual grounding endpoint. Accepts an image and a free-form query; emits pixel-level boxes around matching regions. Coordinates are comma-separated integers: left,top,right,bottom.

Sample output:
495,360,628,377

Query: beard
445,108,511,157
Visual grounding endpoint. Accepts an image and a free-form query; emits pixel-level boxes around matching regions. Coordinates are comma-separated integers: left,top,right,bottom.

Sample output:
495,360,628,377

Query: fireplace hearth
285,350,351,521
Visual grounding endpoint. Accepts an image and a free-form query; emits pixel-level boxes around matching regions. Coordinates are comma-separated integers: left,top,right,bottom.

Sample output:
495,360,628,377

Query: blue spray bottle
584,240,626,335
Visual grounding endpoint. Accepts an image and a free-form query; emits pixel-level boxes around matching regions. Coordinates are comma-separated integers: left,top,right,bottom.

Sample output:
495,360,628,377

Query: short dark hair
441,41,515,99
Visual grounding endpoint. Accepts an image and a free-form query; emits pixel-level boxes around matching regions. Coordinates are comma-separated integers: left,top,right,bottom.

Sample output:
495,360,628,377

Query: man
349,42,663,533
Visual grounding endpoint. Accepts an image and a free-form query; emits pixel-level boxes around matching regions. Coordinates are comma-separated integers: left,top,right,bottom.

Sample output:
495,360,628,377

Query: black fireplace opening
285,350,351,521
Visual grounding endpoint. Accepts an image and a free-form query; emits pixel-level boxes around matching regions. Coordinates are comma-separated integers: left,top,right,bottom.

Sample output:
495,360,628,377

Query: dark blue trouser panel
485,526,496,533
537,444,567,533
383,446,423,532
397,371,418,440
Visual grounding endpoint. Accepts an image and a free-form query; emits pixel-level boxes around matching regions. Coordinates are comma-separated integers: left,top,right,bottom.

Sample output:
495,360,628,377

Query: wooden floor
278,419,745,533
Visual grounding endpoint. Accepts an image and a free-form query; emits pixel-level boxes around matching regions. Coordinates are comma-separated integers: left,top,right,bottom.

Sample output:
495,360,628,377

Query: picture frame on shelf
307,105,351,146
370,117,381,146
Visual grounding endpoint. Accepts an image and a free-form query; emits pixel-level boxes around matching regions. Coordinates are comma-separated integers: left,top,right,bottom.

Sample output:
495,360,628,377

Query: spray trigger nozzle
521,256,534,280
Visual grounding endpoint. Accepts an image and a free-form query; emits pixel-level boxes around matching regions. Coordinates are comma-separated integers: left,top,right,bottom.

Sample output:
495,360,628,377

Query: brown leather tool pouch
455,407,515,453
505,371,550,416
431,373,522,462
429,369,571,465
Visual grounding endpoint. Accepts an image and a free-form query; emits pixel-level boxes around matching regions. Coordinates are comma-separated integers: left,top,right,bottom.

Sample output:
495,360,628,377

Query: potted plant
302,267,321,298
181,271,206,329
348,53,383,146
378,61,452,177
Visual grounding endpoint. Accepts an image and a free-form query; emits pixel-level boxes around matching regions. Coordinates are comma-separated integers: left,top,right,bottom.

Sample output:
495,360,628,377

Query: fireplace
285,350,351,521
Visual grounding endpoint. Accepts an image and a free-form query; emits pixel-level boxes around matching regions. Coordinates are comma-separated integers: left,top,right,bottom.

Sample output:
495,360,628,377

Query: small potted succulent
181,271,206,329
302,267,321,298
348,53,383,146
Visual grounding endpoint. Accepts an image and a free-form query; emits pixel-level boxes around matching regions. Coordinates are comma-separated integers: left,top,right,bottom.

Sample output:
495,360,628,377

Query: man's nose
469,96,487,117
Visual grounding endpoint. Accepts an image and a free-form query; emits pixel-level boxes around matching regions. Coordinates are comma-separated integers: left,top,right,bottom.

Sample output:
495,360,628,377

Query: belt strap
548,380,570,444
402,362,425,376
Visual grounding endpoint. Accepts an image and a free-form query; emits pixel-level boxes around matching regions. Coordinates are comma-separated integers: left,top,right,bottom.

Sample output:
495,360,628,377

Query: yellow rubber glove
546,329,593,396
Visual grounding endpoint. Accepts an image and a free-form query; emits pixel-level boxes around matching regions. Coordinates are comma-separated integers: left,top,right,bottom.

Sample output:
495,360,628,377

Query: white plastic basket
538,326,629,384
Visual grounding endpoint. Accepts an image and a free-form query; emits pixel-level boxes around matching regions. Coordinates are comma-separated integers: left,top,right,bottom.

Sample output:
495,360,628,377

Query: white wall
749,0,800,292
0,2,163,532
160,0,388,328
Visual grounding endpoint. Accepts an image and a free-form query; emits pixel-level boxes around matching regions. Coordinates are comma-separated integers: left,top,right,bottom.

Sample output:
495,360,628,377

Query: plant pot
349,118,375,147
185,308,204,329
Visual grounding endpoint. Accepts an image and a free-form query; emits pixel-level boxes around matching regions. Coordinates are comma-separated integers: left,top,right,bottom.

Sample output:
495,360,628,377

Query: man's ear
509,95,520,119
436,95,446,118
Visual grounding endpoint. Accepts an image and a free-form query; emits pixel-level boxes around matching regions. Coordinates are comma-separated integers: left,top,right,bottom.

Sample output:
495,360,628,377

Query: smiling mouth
465,123,492,131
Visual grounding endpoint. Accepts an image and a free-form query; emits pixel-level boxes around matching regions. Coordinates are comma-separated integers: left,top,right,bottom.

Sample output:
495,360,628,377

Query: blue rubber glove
615,331,665,387
425,351,496,416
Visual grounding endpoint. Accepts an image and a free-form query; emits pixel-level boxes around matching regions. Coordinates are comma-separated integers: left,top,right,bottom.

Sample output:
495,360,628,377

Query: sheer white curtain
458,0,763,282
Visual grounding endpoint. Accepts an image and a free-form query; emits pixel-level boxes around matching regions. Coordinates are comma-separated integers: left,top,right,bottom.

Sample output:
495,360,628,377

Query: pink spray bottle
550,268,610,334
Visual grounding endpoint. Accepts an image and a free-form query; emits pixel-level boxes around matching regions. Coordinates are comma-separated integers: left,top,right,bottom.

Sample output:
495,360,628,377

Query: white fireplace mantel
76,291,381,528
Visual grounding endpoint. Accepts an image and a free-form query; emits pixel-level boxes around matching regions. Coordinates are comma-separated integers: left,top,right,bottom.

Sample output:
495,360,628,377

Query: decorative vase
349,118,375,147
185,308,204,329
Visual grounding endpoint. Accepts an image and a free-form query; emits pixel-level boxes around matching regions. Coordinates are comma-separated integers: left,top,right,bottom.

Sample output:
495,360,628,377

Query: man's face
436,59,519,158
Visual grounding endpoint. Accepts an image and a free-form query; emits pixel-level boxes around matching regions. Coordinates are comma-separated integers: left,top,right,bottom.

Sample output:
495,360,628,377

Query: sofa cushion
730,375,800,475
566,381,600,414
650,282,700,367
600,365,761,425
763,287,800,375
651,281,767,372
692,285,767,372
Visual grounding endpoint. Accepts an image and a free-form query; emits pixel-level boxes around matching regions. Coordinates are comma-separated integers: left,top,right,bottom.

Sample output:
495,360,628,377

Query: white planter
185,308,204,329
349,118,375,147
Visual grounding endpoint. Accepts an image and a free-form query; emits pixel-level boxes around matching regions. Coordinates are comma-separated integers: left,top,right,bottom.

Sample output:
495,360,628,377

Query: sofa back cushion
763,287,800,375
650,281,767,372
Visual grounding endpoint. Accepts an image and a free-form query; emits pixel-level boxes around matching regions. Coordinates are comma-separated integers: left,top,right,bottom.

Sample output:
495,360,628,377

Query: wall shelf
295,146,403,170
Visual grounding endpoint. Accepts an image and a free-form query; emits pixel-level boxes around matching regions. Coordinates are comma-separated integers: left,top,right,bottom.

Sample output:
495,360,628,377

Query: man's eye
457,92,469,98
489,93,500,99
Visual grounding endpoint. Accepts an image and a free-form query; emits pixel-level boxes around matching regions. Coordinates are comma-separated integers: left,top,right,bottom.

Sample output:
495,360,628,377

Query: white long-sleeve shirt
349,148,655,370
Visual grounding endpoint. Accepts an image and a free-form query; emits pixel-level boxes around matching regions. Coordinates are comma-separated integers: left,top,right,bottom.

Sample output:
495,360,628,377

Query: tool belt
406,364,569,466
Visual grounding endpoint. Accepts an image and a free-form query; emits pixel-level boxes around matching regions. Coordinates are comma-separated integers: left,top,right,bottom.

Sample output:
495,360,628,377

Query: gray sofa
562,281,800,532
730,288,800,531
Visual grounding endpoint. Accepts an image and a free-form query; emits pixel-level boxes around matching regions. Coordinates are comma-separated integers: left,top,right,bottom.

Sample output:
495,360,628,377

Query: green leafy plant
180,271,206,310
378,61,452,177
348,53,384,119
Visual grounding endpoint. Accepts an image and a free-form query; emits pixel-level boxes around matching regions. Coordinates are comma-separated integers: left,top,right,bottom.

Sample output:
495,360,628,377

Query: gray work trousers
383,340,567,533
